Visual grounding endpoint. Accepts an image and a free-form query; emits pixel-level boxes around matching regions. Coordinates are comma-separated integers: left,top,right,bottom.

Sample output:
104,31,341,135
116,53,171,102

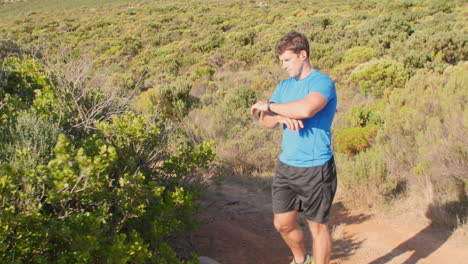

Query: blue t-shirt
270,70,337,168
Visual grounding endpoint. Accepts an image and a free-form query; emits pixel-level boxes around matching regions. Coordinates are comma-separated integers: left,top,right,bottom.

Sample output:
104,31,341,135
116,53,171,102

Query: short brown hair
275,31,310,58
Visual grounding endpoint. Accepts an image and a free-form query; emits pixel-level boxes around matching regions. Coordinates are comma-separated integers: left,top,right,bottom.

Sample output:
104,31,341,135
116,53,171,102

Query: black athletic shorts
272,157,337,223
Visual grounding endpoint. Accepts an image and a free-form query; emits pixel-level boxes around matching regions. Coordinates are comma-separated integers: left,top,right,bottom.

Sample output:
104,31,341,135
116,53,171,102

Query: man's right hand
277,116,304,132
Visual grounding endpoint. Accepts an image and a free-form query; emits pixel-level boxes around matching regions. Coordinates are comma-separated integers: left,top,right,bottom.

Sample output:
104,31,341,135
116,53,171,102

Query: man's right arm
258,111,303,132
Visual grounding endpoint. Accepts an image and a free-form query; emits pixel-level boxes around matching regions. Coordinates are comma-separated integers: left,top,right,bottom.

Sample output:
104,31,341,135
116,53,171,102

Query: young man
250,31,337,264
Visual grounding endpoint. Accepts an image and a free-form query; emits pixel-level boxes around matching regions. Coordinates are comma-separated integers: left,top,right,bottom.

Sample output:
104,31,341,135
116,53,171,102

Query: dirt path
190,181,467,264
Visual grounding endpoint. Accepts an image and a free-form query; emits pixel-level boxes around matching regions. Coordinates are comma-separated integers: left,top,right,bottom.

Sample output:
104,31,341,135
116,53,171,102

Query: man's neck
296,62,314,80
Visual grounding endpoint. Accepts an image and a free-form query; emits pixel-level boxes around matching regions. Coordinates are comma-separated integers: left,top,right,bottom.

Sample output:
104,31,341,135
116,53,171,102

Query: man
250,31,337,264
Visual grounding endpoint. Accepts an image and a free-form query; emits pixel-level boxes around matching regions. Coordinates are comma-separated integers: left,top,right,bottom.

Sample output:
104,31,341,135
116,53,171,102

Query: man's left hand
250,101,269,116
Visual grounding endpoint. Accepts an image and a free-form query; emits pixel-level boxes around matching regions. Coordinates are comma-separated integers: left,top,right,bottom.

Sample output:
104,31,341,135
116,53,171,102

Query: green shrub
223,85,258,116
130,87,159,114
426,31,467,65
392,30,467,74
232,45,258,64
184,85,257,142
0,56,50,106
336,146,400,206
120,36,143,56
219,20,235,32
0,94,18,125
193,31,224,53
350,58,409,98
358,14,415,52
160,55,181,76
228,30,257,46
0,111,61,169
381,62,467,226
0,39,21,58
152,32,175,46
157,80,194,120
193,65,215,81
335,125,379,156
219,126,281,175
0,111,213,263
342,46,377,65
429,0,455,13
345,102,384,127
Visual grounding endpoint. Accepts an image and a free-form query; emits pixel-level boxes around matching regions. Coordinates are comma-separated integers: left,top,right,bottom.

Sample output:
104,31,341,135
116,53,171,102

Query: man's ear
300,50,307,60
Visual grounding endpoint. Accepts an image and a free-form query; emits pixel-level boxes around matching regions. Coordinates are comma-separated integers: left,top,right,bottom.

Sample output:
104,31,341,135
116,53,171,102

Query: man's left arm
250,92,328,119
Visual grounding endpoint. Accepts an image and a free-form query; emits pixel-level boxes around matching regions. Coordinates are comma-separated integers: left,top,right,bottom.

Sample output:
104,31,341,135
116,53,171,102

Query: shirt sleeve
311,77,335,102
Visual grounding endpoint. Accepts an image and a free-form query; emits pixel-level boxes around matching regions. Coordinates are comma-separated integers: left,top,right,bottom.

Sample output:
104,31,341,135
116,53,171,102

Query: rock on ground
198,256,221,264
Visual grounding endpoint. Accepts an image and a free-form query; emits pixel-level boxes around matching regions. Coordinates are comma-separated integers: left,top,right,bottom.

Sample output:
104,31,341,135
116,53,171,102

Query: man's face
278,50,307,79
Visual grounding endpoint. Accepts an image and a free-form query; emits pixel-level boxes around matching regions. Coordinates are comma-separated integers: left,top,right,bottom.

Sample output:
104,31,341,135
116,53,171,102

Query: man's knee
274,211,299,233
274,219,297,233
274,221,296,233
307,220,329,235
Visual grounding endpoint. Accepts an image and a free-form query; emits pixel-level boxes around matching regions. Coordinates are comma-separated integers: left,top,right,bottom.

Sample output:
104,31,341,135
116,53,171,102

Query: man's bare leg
274,211,307,263
307,220,332,264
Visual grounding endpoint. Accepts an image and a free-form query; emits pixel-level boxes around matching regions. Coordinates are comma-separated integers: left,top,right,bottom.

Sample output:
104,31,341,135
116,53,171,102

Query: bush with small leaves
0,111,214,263
193,31,225,53
342,46,377,65
345,102,384,128
0,39,21,59
380,63,467,226
228,30,257,46
1,56,50,107
336,146,401,206
0,111,61,169
157,80,194,120
350,58,409,98
335,125,379,156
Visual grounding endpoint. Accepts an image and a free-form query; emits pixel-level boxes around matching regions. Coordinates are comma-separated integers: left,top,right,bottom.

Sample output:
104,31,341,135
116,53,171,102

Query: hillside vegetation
1,0,467,262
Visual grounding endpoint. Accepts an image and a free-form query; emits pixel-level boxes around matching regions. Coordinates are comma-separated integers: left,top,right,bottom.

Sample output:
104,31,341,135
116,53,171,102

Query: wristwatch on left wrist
267,101,272,112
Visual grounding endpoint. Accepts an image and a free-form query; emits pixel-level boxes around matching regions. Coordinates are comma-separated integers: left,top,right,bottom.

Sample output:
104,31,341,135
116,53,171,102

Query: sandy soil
190,181,467,264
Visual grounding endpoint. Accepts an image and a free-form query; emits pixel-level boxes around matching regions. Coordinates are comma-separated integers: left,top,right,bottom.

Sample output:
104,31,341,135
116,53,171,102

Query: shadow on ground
368,202,463,264
327,202,369,261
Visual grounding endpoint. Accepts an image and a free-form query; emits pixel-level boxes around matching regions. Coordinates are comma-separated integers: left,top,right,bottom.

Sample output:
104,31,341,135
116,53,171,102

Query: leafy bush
227,30,257,46
350,58,409,97
193,31,224,53
1,56,50,106
381,62,467,226
193,65,215,81
336,146,401,206
0,39,21,58
223,85,257,112
219,126,281,175
342,46,377,65
0,111,213,263
345,102,384,127
392,29,467,74
429,0,455,13
130,87,159,114
0,51,214,262
359,14,415,52
157,80,194,120
0,111,61,169
335,125,379,156
184,86,257,142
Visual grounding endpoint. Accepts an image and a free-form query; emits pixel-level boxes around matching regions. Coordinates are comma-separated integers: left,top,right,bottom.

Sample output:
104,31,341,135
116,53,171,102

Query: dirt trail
190,181,467,264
